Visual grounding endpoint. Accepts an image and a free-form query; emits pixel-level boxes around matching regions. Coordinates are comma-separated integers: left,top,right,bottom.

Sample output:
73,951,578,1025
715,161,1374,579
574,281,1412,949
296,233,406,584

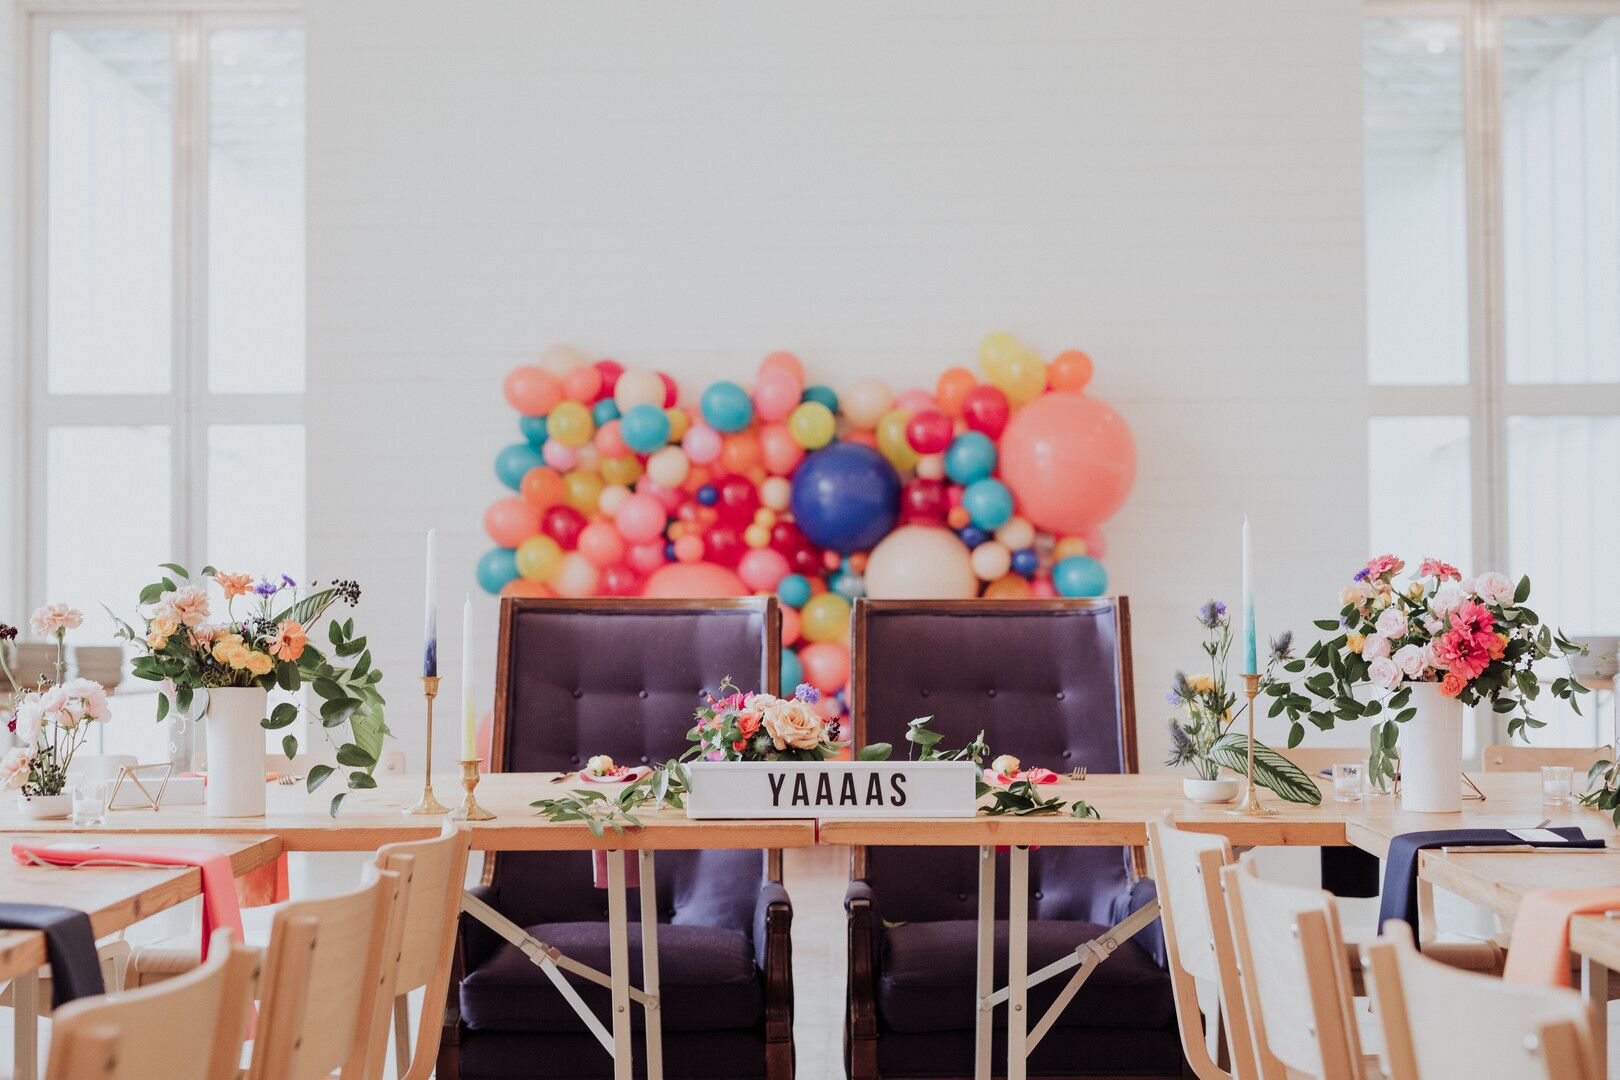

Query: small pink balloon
758,351,806,383
895,389,938,413
594,419,629,458
738,547,791,592
683,423,723,465
1080,526,1107,559
551,552,601,597
614,493,668,544
638,480,683,512
752,370,803,423
628,541,668,574
781,605,801,646
673,534,705,563
542,439,579,471
640,561,748,598
577,520,627,567
758,422,806,476
562,364,603,403
1030,575,1058,598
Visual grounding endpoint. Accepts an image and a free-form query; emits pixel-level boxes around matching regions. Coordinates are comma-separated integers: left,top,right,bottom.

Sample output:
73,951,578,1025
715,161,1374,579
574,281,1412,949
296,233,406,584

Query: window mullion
177,13,212,572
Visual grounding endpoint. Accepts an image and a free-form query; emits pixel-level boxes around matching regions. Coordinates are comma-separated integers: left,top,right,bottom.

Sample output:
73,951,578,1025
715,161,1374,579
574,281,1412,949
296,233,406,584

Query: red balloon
905,410,954,455
788,544,823,576
705,523,746,567
900,477,948,524
769,521,805,554
593,359,624,402
541,504,588,550
961,385,1011,440
715,476,760,523
658,372,679,408
599,563,641,596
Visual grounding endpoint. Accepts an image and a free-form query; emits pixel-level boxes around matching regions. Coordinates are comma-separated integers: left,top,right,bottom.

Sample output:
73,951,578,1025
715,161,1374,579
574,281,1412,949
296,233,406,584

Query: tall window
25,11,305,753
1364,4,1620,746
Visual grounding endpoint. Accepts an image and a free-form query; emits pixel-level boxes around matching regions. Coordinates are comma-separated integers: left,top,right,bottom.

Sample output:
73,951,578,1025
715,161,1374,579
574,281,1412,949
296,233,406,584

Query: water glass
70,781,108,826
1332,762,1364,803
1541,765,1574,806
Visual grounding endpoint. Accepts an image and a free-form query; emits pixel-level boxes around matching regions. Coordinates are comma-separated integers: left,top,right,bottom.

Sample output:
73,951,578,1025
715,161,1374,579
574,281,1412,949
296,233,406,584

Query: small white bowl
1183,777,1241,804
1568,635,1620,680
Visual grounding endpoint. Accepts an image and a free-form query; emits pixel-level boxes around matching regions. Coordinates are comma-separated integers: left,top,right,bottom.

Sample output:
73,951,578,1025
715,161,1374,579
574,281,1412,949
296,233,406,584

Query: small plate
578,766,651,784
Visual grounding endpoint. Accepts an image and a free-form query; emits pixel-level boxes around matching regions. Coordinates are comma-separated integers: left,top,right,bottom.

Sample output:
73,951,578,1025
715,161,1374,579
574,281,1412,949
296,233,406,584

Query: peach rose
159,586,210,628
759,698,824,751
1439,671,1467,698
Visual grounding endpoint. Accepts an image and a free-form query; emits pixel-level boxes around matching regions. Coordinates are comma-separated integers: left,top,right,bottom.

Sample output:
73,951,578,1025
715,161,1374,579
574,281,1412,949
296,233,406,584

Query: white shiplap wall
306,0,1370,777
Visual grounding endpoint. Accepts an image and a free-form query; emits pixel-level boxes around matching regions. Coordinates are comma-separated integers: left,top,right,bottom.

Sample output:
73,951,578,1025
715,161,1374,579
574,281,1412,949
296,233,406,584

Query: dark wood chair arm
763,892,795,1080
845,883,879,1080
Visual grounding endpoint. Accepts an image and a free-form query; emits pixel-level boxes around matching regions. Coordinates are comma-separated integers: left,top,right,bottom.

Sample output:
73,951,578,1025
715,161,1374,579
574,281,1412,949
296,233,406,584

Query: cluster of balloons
480,335,1136,719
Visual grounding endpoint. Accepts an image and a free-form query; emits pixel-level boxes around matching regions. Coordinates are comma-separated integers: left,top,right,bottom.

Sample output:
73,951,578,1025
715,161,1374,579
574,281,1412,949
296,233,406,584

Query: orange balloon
718,431,762,475
936,368,977,418
520,466,566,510
501,578,555,598
1048,350,1094,393
684,465,713,493
842,430,878,449
946,506,971,530
984,574,1032,599
798,642,851,695
780,605,801,646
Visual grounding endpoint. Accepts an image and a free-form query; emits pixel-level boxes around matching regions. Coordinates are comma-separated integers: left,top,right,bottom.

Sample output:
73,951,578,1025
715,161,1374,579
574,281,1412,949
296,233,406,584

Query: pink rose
1368,656,1402,691
1363,633,1391,660
0,747,33,790
1375,607,1408,639
1474,571,1514,606
1430,583,1463,616
1393,643,1428,679
157,586,210,629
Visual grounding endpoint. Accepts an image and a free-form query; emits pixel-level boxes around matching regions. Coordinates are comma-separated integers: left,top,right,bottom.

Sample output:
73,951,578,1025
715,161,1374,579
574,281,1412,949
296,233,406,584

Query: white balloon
598,484,631,517
994,516,1035,552
842,378,896,429
540,343,588,374
864,526,979,599
915,454,946,481
760,476,792,511
614,370,666,411
970,541,1012,581
551,552,601,598
646,446,690,489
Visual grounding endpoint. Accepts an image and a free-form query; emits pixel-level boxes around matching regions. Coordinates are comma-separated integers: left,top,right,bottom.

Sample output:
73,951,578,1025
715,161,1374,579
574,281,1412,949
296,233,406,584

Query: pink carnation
1432,628,1490,680
29,603,83,637
1450,599,1494,638
1419,559,1461,581
1364,554,1406,580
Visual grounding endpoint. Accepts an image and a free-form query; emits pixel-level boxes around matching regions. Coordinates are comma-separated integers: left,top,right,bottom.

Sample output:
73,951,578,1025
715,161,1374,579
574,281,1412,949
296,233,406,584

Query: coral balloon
798,642,850,695
485,497,542,548
520,466,566,510
594,419,629,458
501,578,555,599
547,400,595,447
718,432,762,475
863,526,979,599
628,541,668,574
789,443,901,554
895,389,937,414
577,520,627,567
936,368,976,417
842,378,894,429
999,392,1137,533
875,410,921,471
904,410,953,455
758,422,806,476
541,504,587,550
800,592,852,643
673,534,705,563
613,493,668,544
780,606,801,646
1048,350,1093,392
551,552,601,598
614,370,665,411
960,385,1011,439
515,534,564,582
563,364,602,403
641,562,747,598
503,366,563,416
753,370,803,423
788,401,836,450
759,351,805,383
683,423,722,465
738,547,791,592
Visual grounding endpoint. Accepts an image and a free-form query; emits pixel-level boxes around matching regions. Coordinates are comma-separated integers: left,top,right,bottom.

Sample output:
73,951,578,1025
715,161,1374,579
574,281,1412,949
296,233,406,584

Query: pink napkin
12,841,245,961
1503,887,1620,987
983,767,1059,786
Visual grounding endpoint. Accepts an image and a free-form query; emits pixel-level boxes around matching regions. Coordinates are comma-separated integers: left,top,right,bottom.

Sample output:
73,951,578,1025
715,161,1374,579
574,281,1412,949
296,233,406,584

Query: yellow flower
211,633,244,664
151,613,178,639
1187,675,1216,694
244,651,273,677
1345,632,1366,654
1407,582,1426,600
223,645,252,670
146,630,169,650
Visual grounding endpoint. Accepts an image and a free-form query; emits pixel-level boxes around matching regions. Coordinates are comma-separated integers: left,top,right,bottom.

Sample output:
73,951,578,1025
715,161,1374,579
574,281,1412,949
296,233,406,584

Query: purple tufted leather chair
844,598,1180,1079
443,598,794,1080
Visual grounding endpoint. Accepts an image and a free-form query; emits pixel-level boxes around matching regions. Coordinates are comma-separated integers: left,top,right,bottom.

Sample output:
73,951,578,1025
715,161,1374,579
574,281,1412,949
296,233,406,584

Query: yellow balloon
990,349,1048,406
876,409,921,471
548,400,595,447
743,524,771,548
597,455,641,488
979,331,1024,371
665,408,692,442
515,534,564,582
1053,536,1090,561
788,401,837,449
800,592,852,643
563,469,605,513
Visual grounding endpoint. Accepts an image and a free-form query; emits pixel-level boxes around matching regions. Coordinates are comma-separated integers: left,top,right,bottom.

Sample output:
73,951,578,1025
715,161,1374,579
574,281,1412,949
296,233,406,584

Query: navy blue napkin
1377,828,1601,946
0,902,105,1006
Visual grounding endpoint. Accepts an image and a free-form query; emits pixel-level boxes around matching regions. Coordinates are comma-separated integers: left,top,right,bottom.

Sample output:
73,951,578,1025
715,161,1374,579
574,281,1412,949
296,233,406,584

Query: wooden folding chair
44,928,258,1080
1366,920,1600,1080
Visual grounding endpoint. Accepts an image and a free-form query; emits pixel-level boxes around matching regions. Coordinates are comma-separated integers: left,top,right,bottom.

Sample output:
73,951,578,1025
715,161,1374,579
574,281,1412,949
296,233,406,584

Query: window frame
19,4,304,618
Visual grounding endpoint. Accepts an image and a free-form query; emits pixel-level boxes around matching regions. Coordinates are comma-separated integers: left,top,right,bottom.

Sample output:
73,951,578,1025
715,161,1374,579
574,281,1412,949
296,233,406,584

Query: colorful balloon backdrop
482,334,1137,723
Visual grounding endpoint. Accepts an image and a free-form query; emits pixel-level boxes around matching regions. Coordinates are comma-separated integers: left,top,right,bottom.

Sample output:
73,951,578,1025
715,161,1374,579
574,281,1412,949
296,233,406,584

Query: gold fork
1068,766,1087,781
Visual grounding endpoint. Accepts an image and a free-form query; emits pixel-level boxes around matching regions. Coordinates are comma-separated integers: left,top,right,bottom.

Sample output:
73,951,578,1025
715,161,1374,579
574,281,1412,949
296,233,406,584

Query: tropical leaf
1208,734,1322,805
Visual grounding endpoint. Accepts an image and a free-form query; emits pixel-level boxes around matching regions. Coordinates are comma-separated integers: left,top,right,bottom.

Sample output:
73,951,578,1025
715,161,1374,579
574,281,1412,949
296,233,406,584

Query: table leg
13,969,39,1080
639,850,664,1080
974,845,996,1080
606,850,633,1080
1007,845,1030,1080
1580,955,1609,1068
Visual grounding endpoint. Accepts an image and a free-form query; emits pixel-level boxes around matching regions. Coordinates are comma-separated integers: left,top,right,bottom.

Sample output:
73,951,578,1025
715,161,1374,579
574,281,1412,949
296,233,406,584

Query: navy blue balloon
477,547,519,595
958,525,989,549
789,442,900,554
696,484,719,506
519,415,548,445
494,443,546,491
1010,547,1040,577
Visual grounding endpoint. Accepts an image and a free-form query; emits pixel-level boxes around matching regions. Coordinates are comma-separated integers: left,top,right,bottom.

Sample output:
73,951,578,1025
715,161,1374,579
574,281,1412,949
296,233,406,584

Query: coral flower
1364,554,1406,580
1439,671,1467,698
267,620,307,662
213,572,254,600
1450,599,1494,638
1419,558,1461,581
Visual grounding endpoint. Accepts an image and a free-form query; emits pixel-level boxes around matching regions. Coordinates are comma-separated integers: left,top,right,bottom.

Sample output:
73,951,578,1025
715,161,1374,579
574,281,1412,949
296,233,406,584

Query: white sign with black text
684,760,979,819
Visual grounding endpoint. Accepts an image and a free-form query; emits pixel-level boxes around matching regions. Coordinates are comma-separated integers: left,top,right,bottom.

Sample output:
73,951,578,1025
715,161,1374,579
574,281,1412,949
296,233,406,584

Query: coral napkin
11,841,245,962
1503,887,1620,987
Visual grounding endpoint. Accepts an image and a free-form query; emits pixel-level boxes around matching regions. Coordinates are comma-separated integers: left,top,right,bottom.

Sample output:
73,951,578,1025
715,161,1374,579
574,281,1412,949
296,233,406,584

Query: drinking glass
1332,762,1364,803
70,780,108,826
1541,765,1574,806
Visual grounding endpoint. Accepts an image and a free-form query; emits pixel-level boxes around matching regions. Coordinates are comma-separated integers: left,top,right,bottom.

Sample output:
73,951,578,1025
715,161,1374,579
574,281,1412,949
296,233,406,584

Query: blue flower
1196,599,1228,629
254,580,280,597
794,683,820,704
1353,568,1370,582
280,574,297,589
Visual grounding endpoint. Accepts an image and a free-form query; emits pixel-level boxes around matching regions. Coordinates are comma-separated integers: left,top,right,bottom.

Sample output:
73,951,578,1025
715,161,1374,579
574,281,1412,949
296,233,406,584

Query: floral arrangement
1163,601,1320,804
1265,555,1587,788
1,605,108,798
688,679,840,762
109,565,390,815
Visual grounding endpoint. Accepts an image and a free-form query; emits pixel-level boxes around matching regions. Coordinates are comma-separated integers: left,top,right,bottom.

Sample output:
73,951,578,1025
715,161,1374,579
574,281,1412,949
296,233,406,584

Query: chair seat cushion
878,919,1173,1034
461,920,762,1033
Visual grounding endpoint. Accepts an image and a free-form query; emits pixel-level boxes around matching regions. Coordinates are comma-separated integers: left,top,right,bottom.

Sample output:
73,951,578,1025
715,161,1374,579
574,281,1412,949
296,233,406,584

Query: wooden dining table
0,832,282,1080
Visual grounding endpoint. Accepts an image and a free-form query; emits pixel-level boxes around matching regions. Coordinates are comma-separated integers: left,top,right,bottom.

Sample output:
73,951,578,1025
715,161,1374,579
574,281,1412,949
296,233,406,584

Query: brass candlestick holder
451,758,496,821
1227,672,1276,817
403,676,451,815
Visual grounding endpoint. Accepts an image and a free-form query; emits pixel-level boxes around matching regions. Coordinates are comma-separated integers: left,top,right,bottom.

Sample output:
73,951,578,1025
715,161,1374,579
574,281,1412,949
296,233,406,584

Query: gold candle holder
451,758,496,821
1227,672,1277,817
403,676,451,815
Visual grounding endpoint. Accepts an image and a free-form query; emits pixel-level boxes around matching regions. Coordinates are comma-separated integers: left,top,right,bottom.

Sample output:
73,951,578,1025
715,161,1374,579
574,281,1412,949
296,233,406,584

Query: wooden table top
1569,915,1620,971
0,931,47,984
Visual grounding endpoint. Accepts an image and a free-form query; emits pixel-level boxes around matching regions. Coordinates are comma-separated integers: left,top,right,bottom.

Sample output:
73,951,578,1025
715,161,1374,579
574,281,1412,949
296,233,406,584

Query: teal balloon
477,547,519,594
620,403,672,453
801,385,839,413
495,443,546,491
777,573,812,609
830,570,866,601
780,647,803,690
962,478,1014,530
591,399,621,426
700,381,754,433
944,432,997,485
1053,555,1108,598
519,415,548,446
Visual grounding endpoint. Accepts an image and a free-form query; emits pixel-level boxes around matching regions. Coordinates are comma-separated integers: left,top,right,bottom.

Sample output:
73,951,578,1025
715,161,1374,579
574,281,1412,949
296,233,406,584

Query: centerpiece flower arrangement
1163,601,1320,804
109,565,388,816
688,679,843,761
2,606,110,812
1263,555,1586,805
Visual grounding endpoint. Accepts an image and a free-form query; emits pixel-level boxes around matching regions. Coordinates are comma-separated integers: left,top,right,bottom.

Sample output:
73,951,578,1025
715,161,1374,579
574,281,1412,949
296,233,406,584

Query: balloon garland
480,336,1137,725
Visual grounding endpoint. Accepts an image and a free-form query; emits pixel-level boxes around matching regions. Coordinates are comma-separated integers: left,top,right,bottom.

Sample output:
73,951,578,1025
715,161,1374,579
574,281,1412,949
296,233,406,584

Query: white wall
306,0,1370,777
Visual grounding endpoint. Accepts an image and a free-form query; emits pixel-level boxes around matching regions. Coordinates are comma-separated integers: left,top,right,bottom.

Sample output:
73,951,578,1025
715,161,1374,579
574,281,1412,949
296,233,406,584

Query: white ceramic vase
1182,777,1241,804
205,686,268,817
17,792,71,819
1400,681,1463,814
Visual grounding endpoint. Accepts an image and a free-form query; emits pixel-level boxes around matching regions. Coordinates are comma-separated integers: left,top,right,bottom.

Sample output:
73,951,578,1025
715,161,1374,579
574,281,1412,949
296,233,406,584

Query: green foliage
1205,734,1321,805
1578,757,1620,828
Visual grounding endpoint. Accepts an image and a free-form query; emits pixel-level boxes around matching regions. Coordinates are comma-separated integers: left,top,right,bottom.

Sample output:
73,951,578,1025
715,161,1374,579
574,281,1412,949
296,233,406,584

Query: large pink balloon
640,561,748,598
998,392,1136,534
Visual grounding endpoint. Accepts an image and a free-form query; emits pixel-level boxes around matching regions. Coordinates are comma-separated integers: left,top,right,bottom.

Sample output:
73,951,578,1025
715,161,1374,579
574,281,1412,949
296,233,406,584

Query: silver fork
277,773,304,786
1068,766,1087,781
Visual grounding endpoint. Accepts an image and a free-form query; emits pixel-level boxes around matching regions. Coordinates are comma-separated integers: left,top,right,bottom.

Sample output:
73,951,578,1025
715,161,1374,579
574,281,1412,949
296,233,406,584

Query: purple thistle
794,682,820,704
254,579,280,597
280,574,297,589
1195,599,1228,629
1352,568,1370,582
